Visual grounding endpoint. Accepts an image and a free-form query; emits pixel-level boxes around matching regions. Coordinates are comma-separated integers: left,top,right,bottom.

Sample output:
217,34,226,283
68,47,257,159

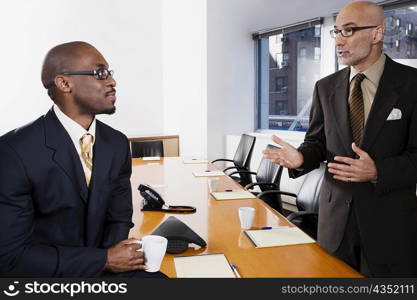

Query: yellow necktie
80,133,94,186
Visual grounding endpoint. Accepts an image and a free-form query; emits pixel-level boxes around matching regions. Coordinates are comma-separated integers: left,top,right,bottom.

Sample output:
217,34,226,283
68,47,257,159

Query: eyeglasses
330,26,378,38
61,68,114,80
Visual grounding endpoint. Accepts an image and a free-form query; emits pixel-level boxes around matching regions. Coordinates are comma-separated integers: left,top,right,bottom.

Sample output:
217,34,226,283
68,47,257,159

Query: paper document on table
174,254,236,278
211,190,256,200
142,156,161,161
192,171,225,177
183,158,208,164
245,227,315,248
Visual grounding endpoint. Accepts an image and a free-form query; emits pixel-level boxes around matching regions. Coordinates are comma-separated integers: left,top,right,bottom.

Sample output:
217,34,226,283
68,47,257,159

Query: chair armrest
223,166,248,173
228,170,257,177
286,211,318,222
245,182,279,190
211,158,234,163
257,190,297,200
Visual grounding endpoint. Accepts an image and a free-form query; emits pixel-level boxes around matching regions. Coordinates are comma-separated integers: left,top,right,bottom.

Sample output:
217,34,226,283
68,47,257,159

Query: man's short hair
41,41,96,96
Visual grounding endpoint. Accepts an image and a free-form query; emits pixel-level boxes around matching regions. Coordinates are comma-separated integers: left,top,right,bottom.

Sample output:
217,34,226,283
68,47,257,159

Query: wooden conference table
129,157,361,278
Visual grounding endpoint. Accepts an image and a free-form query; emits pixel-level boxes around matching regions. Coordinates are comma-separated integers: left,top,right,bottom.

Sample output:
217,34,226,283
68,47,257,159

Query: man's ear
54,76,72,93
373,25,385,44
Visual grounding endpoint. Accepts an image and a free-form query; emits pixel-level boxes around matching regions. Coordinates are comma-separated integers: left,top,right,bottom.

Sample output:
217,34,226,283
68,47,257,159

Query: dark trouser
333,202,371,277
101,270,168,278
334,201,416,278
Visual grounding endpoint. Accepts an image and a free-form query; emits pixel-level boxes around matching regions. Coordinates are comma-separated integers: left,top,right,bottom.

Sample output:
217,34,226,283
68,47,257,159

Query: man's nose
335,33,345,46
107,76,116,88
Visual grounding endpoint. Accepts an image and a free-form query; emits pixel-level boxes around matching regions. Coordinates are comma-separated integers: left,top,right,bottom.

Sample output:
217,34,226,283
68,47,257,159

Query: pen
261,226,290,230
230,263,241,278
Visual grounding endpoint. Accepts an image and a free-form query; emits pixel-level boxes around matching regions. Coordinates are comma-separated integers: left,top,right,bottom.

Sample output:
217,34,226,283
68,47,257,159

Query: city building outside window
255,19,322,131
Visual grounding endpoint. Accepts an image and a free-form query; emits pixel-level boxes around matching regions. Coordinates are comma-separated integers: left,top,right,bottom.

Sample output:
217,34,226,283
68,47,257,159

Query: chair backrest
256,145,283,191
232,134,256,169
296,163,325,212
131,140,164,158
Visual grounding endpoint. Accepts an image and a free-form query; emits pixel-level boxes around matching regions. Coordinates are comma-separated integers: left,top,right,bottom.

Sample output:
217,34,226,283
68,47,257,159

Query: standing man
263,1,417,277
0,41,165,278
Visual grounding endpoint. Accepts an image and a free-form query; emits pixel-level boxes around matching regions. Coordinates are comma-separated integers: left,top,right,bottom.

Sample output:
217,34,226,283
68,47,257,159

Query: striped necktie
80,133,94,186
348,73,366,146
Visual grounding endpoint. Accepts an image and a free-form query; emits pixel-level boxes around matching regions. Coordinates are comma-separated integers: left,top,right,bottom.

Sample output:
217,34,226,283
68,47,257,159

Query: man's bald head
335,1,385,70
337,1,385,28
41,41,97,91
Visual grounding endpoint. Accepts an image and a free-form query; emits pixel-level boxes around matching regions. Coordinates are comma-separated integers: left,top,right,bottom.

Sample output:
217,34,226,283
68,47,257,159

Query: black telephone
138,184,196,213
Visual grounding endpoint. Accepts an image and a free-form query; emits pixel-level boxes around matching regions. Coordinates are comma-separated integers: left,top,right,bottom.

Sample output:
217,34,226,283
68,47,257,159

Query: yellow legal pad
245,227,316,248
174,254,237,278
211,190,256,200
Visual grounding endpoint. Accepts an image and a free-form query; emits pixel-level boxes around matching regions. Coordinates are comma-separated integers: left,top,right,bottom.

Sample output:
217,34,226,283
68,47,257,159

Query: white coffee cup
135,235,168,272
238,207,255,229
208,178,220,193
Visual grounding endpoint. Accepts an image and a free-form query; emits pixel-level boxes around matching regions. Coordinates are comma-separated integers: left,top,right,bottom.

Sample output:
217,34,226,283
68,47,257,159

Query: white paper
211,191,256,200
245,227,315,248
183,158,209,164
192,171,225,177
142,156,161,161
174,254,236,278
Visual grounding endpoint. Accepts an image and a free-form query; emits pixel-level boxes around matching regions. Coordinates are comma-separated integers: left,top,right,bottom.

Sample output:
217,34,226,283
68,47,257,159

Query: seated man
0,41,165,278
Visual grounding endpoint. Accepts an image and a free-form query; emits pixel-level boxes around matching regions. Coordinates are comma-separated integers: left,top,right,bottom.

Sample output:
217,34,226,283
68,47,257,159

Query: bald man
263,1,417,277
0,42,165,278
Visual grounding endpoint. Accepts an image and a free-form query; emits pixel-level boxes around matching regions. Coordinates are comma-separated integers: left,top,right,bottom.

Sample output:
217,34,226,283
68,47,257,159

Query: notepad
183,158,209,164
192,171,225,177
245,227,315,248
174,254,236,278
142,156,161,161
211,190,256,200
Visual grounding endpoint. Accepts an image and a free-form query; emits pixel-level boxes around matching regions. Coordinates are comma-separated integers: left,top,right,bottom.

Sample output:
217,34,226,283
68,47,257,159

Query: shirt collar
350,53,386,86
53,104,96,148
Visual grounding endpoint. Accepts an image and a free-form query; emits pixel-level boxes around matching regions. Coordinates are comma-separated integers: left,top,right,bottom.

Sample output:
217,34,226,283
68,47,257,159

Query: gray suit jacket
291,56,417,266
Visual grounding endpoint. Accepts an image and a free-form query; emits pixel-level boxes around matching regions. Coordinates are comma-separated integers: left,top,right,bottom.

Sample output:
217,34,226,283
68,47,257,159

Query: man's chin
338,57,351,66
101,107,116,115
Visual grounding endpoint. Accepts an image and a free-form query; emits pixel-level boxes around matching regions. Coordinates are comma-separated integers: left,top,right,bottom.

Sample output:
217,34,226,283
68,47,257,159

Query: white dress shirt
53,104,96,178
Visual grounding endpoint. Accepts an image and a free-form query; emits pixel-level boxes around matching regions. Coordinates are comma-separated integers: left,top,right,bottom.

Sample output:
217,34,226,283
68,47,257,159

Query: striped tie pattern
348,73,366,146
80,133,94,186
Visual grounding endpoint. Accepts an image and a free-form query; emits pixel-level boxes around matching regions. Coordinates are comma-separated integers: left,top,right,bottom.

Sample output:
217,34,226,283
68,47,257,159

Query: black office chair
228,145,284,212
258,163,325,239
131,140,164,158
211,134,256,187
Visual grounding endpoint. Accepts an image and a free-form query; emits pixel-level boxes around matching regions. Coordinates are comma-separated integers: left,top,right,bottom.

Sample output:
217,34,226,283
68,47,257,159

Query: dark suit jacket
291,56,417,267
0,108,133,277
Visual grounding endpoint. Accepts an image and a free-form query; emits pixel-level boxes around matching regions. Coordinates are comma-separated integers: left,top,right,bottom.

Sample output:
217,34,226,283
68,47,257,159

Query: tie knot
80,133,94,145
354,73,366,83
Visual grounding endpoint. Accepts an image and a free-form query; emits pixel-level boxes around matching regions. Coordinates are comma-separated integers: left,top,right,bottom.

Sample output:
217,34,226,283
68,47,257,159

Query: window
314,47,321,60
275,76,288,92
383,3,417,59
255,18,323,131
299,47,307,58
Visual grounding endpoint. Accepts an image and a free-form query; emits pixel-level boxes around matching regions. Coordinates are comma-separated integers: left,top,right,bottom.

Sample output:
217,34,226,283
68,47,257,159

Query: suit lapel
85,122,113,246
44,108,89,202
361,57,401,151
328,68,354,156
88,122,113,208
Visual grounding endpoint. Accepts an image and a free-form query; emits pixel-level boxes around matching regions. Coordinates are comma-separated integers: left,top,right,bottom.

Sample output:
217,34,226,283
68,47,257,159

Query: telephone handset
138,184,196,213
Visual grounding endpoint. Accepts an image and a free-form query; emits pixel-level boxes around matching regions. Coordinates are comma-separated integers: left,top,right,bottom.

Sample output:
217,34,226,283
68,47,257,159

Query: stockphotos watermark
2,280,127,297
